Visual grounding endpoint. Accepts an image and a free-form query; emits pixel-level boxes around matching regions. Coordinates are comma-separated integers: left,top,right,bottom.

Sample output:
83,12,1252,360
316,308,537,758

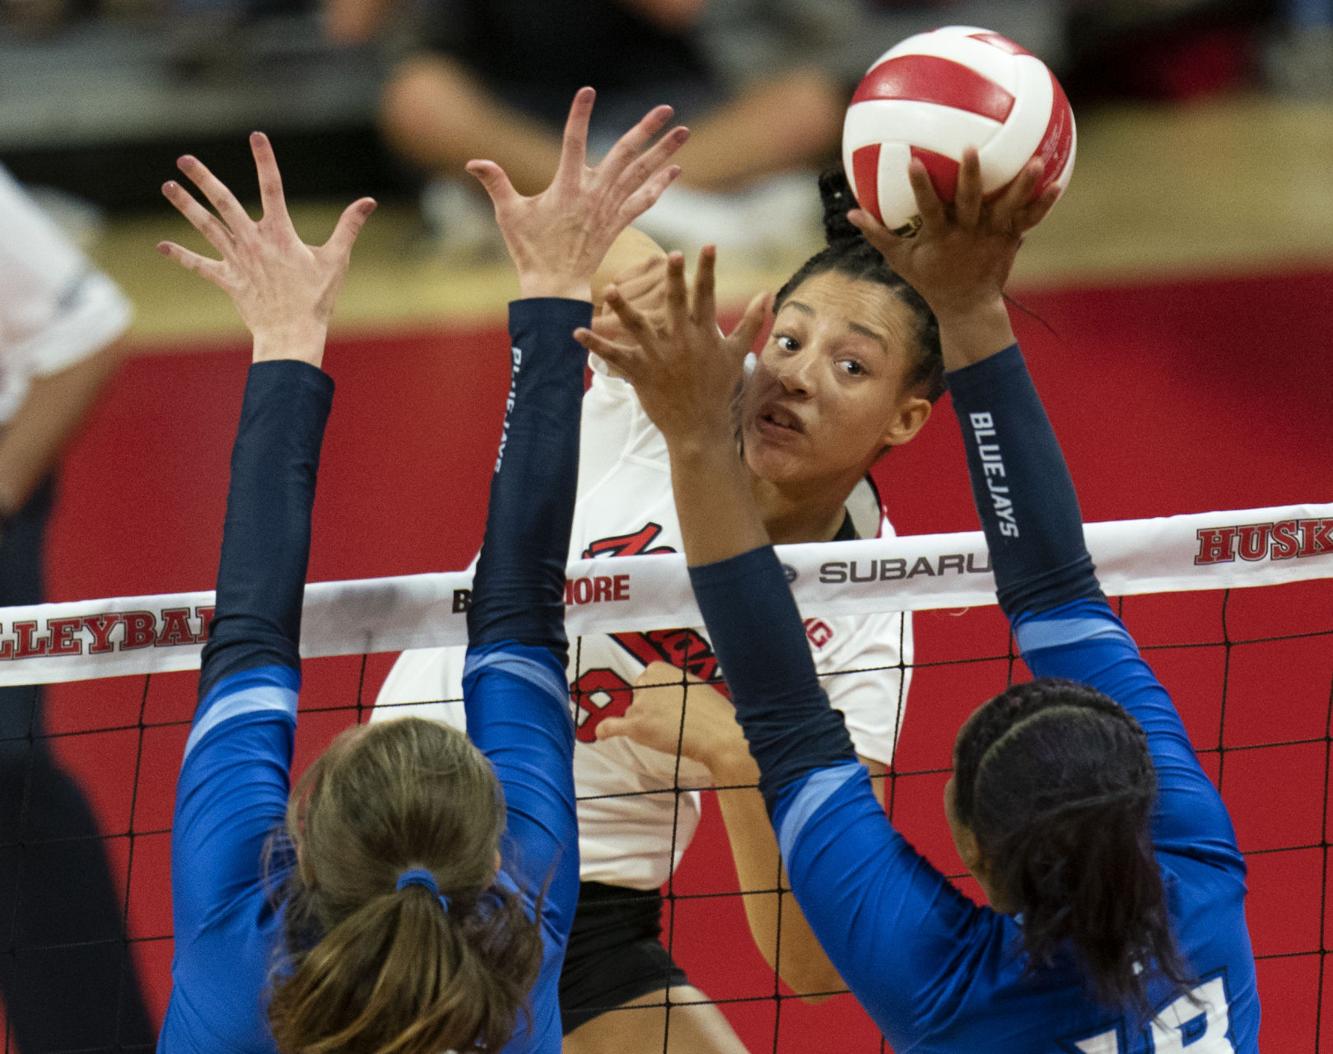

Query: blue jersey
686,344,1259,1054
770,597,1258,1052
161,299,588,1054
161,648,575,1054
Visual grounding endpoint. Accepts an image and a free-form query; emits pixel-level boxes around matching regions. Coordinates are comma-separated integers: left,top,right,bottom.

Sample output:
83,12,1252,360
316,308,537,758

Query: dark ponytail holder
817,167,865,247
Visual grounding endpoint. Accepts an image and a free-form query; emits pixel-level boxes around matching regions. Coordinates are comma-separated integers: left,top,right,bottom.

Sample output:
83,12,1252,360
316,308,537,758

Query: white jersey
0,168,132,424
374,358,913,889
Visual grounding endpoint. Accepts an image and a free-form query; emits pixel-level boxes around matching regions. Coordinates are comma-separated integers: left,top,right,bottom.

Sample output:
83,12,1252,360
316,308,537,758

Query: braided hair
953,678,1194,1011
774,169,945,402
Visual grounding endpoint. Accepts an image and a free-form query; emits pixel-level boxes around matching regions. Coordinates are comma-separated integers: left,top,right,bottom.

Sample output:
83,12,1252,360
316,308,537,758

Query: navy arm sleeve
688,546,856,808
689,553,988,1043
173,360,331,944
463,300,588,1052
467,298,590,664
948,346,1240,860
944,344,1101,617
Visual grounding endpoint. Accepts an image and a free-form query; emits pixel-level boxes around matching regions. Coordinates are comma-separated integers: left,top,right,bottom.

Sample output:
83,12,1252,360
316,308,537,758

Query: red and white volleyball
842,26,1076,235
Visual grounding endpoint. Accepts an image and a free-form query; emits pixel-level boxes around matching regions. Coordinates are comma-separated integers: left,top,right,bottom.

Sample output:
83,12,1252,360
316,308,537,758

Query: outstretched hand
573,246,769,446
157,133,375,366
848,149,1058,361
466,87,689,301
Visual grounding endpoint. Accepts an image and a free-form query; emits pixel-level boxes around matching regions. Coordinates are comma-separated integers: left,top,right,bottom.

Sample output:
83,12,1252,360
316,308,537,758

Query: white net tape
3,503,1329,686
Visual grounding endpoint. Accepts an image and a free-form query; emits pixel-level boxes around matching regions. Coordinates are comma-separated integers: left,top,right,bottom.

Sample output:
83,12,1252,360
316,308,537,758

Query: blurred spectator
1064,0,1273,101
329,0,861,254
0,166,153,1052
1265,0,1333,95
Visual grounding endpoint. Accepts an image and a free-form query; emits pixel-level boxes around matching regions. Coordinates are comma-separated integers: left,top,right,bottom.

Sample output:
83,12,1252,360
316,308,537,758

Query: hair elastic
395,868,451,913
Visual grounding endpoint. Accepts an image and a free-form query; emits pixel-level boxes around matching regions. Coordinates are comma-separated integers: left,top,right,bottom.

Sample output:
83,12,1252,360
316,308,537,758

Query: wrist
934,297,1015,371
517,275,592,301
251,324,329,366
708,737,760,784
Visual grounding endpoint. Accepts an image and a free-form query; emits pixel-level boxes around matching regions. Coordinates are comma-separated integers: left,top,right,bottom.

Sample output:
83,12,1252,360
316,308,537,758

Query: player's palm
158,132,375,363
467,87,688,301
576,246,770,446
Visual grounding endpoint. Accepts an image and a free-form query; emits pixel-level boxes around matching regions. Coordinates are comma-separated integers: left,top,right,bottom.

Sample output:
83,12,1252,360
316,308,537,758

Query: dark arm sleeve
945,344,1101,618
197,359,332,701
688,545,856,810
174,359,331,943
948,346,1241,861
466,298,590,665
463,300,588,1025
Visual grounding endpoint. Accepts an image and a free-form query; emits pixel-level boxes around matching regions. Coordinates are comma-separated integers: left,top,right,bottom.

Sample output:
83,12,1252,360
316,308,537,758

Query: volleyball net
3,502,1331,1052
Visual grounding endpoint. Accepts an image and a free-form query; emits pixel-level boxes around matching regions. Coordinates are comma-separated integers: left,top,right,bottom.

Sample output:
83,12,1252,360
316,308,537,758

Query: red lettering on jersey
583,523,676,559
121,611,156,650
196,606,216,642
47,617,83,656
570,667,634,743
609,629,730,699
1299,518,1333,558
1194,526,1237,564
805,619,834,648
613,574,630,600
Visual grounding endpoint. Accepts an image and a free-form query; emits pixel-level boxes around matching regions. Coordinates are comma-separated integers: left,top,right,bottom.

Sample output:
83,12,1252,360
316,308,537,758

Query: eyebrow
781,299,889,351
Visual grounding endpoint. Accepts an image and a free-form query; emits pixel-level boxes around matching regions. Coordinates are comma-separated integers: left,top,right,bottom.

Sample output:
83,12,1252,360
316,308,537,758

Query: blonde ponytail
267,718,544,1053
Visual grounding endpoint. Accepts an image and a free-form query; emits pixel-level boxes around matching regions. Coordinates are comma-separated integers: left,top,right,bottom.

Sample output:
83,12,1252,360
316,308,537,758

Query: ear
954,823,984,874
880,393,932,449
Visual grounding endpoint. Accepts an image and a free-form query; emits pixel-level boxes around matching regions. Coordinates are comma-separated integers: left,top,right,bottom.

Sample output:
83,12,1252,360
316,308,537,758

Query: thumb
324,197,377,260
594,717,631,741
465,160,518,211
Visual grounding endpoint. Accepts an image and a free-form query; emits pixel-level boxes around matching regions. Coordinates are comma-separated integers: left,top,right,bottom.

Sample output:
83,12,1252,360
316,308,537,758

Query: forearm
711,752,844,1000
668,439,768,566
199,359,332,700
467,299,590,663
946,342,1100,618
0,338,125,514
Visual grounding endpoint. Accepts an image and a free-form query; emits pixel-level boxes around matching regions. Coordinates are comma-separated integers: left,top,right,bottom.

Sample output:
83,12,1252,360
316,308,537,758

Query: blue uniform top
160,299,590,1054
686,346,1259,1053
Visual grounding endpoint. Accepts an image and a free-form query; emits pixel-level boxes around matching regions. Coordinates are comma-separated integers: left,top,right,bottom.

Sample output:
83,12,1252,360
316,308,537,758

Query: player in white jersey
375,170,945,1052
0,167,153,1049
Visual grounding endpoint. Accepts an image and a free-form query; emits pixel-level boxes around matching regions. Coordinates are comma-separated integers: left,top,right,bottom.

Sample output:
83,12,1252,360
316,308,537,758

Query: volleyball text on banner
0,503,1328,686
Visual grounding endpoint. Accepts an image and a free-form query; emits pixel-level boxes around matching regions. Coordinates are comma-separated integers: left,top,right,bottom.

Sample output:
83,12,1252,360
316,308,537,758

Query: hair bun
818,167,863,247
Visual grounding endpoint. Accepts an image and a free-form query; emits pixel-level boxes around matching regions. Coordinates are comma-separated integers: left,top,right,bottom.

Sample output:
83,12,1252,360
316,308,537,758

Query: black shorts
558,881,690,1034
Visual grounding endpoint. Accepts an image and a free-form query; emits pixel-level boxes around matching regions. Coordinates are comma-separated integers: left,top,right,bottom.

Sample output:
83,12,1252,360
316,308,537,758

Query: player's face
739,271,931,489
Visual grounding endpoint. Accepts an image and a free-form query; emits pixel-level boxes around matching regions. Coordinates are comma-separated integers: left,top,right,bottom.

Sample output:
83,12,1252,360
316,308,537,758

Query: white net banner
3,503,1330,686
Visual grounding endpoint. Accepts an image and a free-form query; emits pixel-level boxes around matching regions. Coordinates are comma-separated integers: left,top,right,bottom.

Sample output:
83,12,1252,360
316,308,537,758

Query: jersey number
1075,978,1233,1052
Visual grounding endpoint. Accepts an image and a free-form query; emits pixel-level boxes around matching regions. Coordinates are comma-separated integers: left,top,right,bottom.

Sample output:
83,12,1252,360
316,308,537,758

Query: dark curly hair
953,678,1193,1010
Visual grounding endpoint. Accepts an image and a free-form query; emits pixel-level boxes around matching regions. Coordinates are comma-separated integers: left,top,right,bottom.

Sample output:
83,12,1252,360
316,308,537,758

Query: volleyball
842,25,1076,235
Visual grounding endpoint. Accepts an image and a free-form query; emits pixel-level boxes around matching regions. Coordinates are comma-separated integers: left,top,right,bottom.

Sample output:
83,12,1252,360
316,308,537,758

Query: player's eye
774,334,800,353
837,358,867,377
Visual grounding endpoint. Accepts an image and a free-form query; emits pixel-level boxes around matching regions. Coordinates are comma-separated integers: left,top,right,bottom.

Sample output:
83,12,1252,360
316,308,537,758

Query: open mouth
755,404,805,437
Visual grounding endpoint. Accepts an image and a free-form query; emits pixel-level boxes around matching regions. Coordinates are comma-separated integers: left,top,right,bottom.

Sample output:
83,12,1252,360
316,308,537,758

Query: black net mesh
2,577,1330,1052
